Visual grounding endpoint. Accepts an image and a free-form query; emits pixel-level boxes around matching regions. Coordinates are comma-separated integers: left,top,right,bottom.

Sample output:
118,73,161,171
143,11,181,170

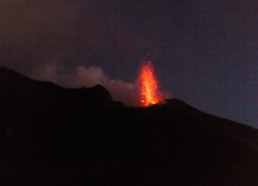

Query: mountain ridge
0,66,257,186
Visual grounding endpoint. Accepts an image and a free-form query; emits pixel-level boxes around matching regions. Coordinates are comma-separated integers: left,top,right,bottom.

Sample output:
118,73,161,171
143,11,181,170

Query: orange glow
137,60,163,107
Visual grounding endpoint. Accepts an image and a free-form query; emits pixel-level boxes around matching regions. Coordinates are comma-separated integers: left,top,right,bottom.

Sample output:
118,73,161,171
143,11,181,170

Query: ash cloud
30,65,139,106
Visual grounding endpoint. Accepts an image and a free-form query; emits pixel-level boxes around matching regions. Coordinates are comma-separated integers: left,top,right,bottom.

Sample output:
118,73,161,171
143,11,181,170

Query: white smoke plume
30,65,139,106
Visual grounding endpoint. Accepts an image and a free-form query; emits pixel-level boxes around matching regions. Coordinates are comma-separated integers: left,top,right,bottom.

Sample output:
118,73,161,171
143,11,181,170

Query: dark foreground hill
0,66,257,186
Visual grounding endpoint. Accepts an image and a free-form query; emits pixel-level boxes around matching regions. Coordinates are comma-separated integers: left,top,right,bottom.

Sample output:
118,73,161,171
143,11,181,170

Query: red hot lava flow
137,59,163,107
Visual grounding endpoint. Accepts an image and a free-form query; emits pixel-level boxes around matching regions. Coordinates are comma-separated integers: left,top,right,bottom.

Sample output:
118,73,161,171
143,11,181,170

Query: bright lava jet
137,59,163,107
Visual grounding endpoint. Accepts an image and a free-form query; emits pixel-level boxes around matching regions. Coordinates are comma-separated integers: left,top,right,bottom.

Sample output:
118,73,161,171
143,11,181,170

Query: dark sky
0,0,257,127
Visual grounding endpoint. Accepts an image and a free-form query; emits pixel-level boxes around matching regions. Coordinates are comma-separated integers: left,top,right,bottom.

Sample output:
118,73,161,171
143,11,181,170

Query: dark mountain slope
0,67,257,186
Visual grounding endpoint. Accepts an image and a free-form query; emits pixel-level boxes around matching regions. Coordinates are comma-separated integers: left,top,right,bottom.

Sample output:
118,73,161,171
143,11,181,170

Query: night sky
0,1,257,127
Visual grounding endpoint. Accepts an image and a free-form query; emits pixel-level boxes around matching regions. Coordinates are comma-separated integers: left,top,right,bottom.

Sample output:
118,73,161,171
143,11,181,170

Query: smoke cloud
30,65,139,106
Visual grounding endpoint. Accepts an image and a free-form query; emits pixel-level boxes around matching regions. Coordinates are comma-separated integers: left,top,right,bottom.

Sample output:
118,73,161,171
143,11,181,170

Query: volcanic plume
137,59,163,107
30,61,169,107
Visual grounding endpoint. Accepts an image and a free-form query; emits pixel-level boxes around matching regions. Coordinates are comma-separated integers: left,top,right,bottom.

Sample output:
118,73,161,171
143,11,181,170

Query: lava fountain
137,59,163,107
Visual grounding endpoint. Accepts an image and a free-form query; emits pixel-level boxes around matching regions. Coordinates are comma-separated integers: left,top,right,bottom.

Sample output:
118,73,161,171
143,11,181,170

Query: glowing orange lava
137,60,163,107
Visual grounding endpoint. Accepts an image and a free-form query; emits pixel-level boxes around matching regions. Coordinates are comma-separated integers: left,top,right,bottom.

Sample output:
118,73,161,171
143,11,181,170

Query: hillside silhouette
0,66,258,186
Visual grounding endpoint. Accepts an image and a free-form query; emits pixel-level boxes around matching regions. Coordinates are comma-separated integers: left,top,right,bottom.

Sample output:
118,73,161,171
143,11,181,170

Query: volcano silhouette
0,66,258,186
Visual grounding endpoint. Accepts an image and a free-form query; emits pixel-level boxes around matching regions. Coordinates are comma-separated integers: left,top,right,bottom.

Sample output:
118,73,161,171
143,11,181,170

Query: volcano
0,67,258,186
